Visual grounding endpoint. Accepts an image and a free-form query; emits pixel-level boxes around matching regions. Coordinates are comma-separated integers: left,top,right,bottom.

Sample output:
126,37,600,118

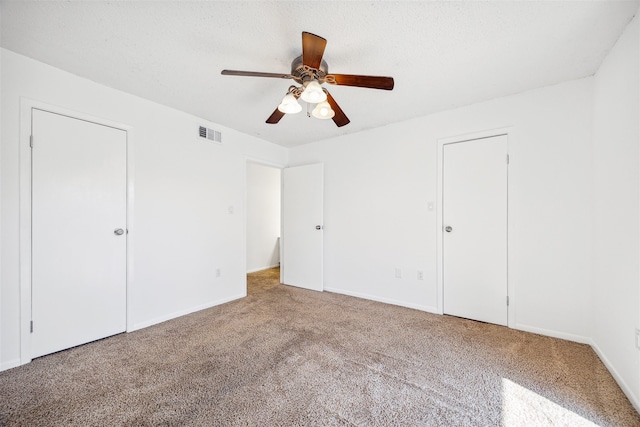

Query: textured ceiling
1,1,638,147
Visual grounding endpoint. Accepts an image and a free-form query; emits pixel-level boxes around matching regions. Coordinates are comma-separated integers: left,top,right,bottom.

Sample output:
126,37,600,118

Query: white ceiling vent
198,125,222,144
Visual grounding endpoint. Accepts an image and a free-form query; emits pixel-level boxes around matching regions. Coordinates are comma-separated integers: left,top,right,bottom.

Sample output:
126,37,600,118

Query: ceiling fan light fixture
222,32,393,126
300,80,327,103
277,93,302,114
311,101,335,119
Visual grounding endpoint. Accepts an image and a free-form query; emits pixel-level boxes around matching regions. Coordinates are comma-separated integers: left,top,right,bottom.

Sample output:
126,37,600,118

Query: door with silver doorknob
31,108,127,359
282,163,324,292
442,134,508,327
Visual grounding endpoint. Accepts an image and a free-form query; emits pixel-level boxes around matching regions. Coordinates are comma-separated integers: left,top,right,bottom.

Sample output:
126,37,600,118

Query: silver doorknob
114,228,125,236
444,226,453,233
315,225,322,230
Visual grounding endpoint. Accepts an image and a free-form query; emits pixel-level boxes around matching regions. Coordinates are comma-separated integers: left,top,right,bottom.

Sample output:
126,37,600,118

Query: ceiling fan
221,31,394,127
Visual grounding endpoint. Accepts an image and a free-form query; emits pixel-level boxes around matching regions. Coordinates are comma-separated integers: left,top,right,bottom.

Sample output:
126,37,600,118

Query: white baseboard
0,358,22,372
513,323,591,344
323,286,439,314
128,292,246,332
590,339,640,413
246,264,280,274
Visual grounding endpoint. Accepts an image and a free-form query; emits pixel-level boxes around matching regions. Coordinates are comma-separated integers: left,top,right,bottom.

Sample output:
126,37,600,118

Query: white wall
0,49,287,369
289,77,595,342
592,14,639,409
246,163,281,273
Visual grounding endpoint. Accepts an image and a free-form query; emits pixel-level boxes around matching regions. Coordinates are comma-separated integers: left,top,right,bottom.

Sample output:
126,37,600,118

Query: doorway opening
246,162,282,275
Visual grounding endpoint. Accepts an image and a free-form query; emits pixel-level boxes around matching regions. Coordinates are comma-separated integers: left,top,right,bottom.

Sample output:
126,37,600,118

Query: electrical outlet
395,268,402,279
216,268,221,278
417,270,424,280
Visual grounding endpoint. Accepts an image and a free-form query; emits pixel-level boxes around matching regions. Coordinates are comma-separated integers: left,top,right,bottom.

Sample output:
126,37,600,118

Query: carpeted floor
1,267,638,426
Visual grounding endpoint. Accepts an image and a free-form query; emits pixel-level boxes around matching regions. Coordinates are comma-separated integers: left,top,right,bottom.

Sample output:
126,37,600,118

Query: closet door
31,109,127,358
443,135,508,326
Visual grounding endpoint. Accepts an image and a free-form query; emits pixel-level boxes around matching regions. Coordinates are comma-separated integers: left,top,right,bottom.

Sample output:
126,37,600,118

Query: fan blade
326,74,394,90
325,91,350,127
302,32,327,69
266,108,285,124
221,70,292,79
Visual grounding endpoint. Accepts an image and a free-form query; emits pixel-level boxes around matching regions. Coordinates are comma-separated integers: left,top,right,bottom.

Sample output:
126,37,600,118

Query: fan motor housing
291,55,328,84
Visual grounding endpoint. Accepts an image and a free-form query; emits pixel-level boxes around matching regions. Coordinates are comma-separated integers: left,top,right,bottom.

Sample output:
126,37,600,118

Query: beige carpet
0,267,638,426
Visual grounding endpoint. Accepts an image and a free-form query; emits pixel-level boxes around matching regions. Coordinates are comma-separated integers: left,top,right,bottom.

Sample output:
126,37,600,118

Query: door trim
436,127,513,327
18,98,134,365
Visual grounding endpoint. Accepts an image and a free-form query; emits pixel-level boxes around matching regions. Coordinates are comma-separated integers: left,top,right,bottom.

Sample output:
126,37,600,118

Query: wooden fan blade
326,74,394,90
266,108,285,124
325,91,350,127
302,32,327,69
221,70,292,79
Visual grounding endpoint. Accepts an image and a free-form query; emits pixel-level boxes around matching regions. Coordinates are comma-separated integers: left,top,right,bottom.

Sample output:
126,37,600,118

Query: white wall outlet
215,268,221,278
395,268,402,279
417,270,424,280
228,205,235,214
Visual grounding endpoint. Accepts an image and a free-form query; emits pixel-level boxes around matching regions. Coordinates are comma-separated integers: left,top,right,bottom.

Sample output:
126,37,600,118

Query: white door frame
436,127,514,327
18,98,134,366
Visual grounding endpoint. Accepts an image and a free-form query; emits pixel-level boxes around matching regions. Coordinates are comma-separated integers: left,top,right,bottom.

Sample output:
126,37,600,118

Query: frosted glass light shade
277,93,302,114
311,101,335,119
300,81,327,103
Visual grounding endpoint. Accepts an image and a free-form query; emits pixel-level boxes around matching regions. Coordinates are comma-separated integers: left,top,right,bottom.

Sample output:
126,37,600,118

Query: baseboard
246,264,280,274
513,323,591,344
128,292,246,332
590,339,640,413
323,286,439,314
0,358,22,372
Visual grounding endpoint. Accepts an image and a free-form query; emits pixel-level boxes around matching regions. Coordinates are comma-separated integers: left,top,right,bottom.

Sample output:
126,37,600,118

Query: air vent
198,125,222,144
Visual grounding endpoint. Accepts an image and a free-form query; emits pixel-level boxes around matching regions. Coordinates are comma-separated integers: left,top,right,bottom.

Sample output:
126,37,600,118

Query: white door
443,135,508,326
31,109,127,358
282,163,324,291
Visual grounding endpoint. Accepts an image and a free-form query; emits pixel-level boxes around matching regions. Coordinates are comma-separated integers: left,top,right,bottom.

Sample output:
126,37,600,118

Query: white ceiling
1,1,638,147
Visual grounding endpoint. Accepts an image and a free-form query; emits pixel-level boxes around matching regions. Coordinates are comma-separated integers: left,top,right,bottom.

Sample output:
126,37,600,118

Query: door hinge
30,135,33,148
506,296,510,306
30,321,33,333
